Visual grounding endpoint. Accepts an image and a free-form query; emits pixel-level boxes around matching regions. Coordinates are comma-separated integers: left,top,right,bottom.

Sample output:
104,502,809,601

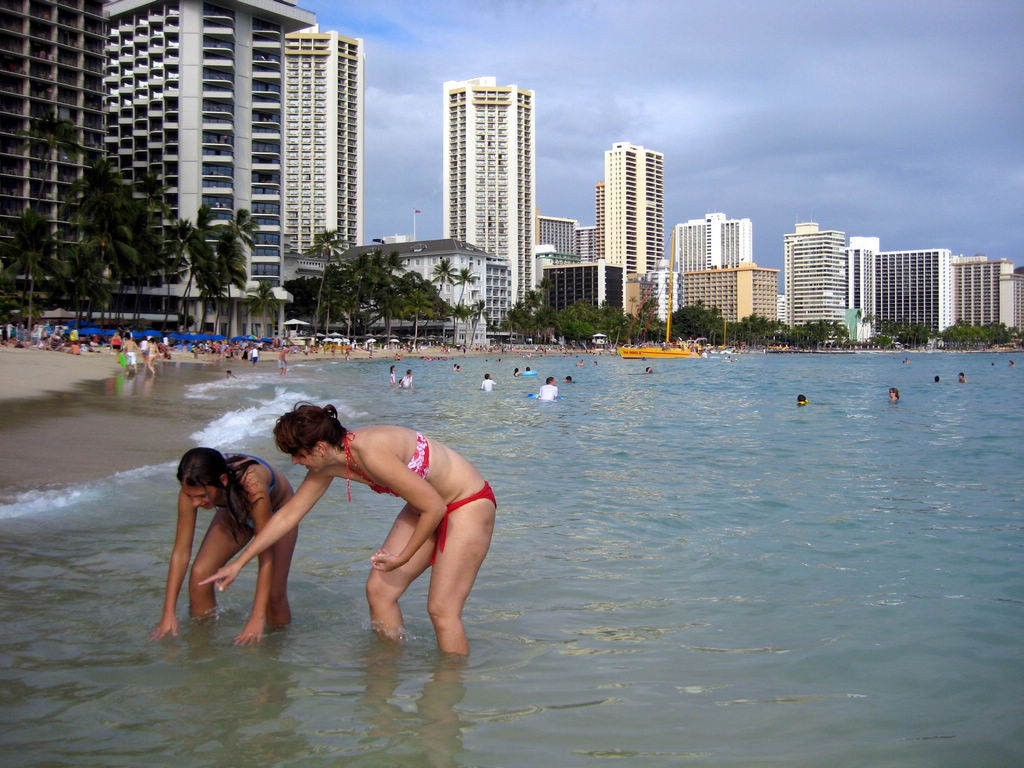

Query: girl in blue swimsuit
150,447,297,645
201,404,496,655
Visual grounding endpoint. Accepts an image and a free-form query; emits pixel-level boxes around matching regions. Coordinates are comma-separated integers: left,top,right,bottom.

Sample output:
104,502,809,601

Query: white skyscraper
443,77,535,303
602,142,664,277
283,27,364,256
783,222,847,326
674,212,753,272
105,0,315,334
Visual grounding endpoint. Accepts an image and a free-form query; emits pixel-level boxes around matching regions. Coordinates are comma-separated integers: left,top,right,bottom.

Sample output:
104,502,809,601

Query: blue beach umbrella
210,334,226,341
81,327,102,335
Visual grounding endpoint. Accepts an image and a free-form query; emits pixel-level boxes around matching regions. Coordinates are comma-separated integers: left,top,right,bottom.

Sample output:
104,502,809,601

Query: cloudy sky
300,0,1023,273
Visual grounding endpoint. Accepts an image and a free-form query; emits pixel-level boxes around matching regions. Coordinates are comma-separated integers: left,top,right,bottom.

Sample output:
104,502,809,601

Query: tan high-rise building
953,255,1015,326
443,77,534,303
684,263,780,323
284,27,364,256
601,142,663,277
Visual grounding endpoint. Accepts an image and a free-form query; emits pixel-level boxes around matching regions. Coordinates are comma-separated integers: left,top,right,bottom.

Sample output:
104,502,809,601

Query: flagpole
413,209,418,240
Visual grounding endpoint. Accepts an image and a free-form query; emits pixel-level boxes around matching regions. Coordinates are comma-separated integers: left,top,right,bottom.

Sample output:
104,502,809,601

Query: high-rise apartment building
283,27,363,256
594,182,604,259
575,225,596,262
953,255,1014,327
875,249,953,332
846,237,879,313
105,0,314,330
601,142,663,277
1005,268,1024,330
535,212,576,255
545,259,622,313
443,77,535,303
0,0,107,232
846,236,879,337
674,212,753,272
683,263,780,324
783,222,847,326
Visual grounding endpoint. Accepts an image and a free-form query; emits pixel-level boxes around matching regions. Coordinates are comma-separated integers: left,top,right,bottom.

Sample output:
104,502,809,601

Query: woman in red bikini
201,403,496,655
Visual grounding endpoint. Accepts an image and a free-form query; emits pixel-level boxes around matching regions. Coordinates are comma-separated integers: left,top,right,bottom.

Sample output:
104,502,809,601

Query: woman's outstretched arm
199,470,332,591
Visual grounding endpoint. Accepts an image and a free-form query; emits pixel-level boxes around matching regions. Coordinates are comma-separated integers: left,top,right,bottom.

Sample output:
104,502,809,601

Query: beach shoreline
0,342,596,493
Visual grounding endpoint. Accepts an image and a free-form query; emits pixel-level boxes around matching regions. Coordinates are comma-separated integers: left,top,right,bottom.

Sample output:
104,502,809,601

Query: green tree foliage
0,208,65,326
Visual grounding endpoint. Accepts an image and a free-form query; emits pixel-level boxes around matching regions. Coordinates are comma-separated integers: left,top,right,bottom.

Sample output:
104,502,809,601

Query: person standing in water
537,376,559,401
201,404,496,655
150,448,297,645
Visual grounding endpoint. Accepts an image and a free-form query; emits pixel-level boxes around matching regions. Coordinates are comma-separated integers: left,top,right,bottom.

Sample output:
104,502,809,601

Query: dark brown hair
176,447,257,542
273,402,347,456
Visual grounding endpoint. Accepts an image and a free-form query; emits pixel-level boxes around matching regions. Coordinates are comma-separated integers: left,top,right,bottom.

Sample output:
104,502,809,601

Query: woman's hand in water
149,615,179,641
198,560,241,591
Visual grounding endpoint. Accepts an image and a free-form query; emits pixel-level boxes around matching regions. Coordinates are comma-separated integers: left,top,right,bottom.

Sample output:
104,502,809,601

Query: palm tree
304,229,344,337
202,224,249,334
57,241,110,327
468,299,488,347
451,303,472,345
373,249,404,341
431,258,457,342
246,280,280,338
0,209,65,327
19,112,81,210
451,266,477,344
173,206,217,331
65,158,137,323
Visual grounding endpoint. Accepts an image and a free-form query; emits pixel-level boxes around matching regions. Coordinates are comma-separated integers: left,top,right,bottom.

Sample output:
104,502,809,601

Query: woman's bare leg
189,510,248,617
365,505,433,640
427,500,495,654
267,525,298,627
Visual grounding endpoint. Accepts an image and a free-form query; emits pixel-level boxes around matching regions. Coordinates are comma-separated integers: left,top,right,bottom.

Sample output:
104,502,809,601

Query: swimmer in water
796,394,808,406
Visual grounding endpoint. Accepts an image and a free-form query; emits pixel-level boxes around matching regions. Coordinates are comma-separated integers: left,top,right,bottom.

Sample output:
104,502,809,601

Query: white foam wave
0,462,180,519
189,387,316,446
0,485,103,519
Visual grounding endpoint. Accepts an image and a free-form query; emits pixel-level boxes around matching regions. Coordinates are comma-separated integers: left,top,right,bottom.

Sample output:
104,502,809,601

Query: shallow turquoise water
1,351,1022,766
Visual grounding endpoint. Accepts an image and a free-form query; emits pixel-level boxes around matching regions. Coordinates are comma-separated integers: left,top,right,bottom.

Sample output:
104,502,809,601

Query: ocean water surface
1,351,1021,766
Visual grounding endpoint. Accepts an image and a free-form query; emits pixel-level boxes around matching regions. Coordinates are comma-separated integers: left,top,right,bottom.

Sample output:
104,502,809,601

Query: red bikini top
343,431,430,500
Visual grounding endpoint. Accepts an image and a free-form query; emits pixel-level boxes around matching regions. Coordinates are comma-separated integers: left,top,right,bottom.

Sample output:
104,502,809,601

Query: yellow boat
618,230,704,360
618,343,702,359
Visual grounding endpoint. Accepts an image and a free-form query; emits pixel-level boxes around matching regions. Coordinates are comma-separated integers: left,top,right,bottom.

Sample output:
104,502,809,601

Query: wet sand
0,358,225,492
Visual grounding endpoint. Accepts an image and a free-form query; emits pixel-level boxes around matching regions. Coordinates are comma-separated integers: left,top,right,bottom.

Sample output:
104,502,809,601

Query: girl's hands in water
198,560,241,591
370,548,401,572
149,615,179,641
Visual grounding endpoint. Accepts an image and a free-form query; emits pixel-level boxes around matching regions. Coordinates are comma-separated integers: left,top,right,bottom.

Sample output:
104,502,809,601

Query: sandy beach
0,344,123,401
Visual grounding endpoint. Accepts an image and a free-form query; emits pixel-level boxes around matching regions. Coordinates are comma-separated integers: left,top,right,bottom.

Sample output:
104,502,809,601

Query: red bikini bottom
432,481,496,564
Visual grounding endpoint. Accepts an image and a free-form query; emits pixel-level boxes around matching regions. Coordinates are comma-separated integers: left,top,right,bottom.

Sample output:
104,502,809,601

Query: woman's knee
426,595,462,625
